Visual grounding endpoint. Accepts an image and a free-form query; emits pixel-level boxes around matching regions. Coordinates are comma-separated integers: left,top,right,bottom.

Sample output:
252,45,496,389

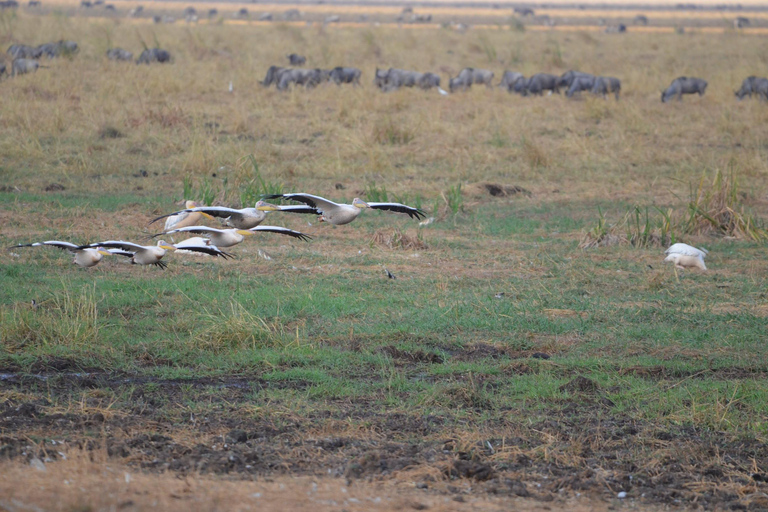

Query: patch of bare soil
1,373,767,510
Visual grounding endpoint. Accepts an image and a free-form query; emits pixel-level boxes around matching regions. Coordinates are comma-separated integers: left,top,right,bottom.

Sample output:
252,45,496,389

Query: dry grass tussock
370,228,427,250
192,301,297,352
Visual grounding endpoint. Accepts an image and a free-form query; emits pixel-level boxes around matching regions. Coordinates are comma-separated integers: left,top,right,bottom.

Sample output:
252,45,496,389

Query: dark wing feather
251,226,312,241
366,202,427,219
176,245,235,259
149,207,244,226
279,205,320,215
84,241,146,251
11,241,85,252
262,193,337,211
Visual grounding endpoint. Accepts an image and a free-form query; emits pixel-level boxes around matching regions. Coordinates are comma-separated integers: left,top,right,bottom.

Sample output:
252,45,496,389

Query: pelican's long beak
237,229,255,236
159,245,176,251
352,198,370,209
256,201,281,212
201,212,215,219
97,249,111,256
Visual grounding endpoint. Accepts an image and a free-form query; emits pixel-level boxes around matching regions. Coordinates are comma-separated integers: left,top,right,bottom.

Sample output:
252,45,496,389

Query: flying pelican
152,225,311,248
664,243,708,281
261,193,426,225
149,201,318,230
163,200,215,231
10,241,113,268
84,240,231,269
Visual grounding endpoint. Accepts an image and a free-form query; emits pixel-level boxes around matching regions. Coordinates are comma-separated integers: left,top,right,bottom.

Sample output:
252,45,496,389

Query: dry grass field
1,9,768,512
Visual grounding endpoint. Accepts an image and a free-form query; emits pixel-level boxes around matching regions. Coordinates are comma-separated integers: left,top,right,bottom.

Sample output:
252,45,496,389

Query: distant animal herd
2,42,767,103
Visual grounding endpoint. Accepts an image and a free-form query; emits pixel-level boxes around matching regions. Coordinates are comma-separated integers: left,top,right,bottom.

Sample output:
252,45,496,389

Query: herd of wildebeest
2,40,768,103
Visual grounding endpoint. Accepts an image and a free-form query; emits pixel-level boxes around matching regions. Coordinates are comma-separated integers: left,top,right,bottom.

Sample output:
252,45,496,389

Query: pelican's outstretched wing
250,226,312,241
11,241,85,252
150,207,240,226
173,243,234,259
366,202,427,219
154,226,228,237
85,240,148,252
263,193,340,213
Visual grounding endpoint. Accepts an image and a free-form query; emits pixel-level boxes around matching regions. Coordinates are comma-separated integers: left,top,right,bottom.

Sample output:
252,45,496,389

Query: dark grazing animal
375,68,424,91
591,76,621,99
0,62,6,75
136,48,172,65
735,76,768,100
36,40,78,58
558,70,595,89
449,67,494,92
661,76,707,102
498,70,524,91
566,75,597,98
287,54,306,66
262,65,286,87
329,66,362,85
7,44,41,59
277,68,329,90
12,58,40,75
524,73,560,95
417,72,441,90
106,48,133,61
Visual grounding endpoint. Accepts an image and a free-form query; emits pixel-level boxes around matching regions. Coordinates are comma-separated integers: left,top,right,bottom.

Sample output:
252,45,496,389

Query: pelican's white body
664,243,708,271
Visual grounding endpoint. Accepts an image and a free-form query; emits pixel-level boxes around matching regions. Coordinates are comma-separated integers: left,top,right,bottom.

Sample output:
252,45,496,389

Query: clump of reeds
371,228,427,250
683,168,767,241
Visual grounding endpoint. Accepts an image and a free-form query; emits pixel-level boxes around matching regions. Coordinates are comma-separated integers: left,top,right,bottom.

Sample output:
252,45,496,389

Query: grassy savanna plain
1,11,768,511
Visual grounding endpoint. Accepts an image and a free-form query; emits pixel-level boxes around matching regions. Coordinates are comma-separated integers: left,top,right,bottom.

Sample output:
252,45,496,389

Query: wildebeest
511,75,528,94
513,6,534,16
558,70,595,89
498,70,524,91
258,12,272,21
37,40,78,58
604,23,627,33
288,54,306,66
734,16,750,28
129,5,142,16
136,48,172,65
183,6,196,16
418,72,441,90
79,0,91,7
375,68,423,91
449,67,494,92
524,73,560,95
591,76,621,99
27,0,41,6
236,8,248,18
283,8,300,20
277,68,329,90
0,62,6,75
104,4,115,11
634,14,648,25
661,76,707,102
107,48,133,61
411,13,432,22
324,15,340,23
566,75,597,98
262,65,286,87
12,58,40,76
0,0,18,7
735,76,768,100
7,44,41,59
329,66,362,85
207,8,217,17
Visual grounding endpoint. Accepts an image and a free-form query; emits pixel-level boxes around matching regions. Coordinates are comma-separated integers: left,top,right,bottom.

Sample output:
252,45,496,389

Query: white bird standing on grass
152,225,312,248
261,193,426,226
664,243,708,280
10,241,113,268
149,201,318,230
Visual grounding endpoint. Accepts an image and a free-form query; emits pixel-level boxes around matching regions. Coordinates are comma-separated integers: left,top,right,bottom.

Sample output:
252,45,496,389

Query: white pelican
163,200,215,231
261,193,426,225
664,243,708,281
149,201,318,230
11,241,112,268
153,225,311,248
664,243,708,271
85,240,231,269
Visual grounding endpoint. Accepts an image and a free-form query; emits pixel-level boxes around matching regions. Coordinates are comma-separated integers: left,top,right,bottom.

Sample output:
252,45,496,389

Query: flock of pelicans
11,194,426,269
11,192,710,278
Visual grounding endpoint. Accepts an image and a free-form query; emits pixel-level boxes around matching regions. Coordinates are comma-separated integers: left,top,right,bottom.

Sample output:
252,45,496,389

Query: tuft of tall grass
1,287,100,351
684,168,767,242
580,205,676,249
443,183,464,216
364,182,389,203
372,118,415,145
192,302,293,353
520,136,549,169
239,154,283,207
